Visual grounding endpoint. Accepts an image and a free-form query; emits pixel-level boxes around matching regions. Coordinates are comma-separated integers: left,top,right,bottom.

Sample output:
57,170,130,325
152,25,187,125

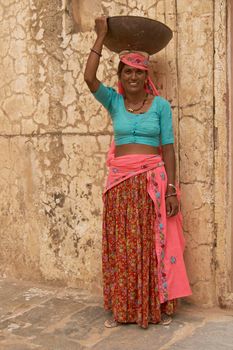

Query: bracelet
91,48,102,57
165,193,177,198
168,183,176,191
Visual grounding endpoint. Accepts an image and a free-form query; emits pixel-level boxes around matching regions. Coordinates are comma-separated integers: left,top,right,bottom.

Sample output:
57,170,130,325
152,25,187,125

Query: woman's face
119,65,147,94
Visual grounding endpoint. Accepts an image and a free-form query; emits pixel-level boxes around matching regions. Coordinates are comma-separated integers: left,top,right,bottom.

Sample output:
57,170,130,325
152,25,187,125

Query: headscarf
118,51,159,96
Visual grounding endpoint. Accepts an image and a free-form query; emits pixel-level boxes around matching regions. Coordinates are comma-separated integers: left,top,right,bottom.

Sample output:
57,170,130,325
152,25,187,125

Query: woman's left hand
165,196,179,217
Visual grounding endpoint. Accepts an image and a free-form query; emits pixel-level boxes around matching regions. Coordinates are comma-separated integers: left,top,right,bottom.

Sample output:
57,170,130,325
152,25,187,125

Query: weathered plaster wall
0,0,107,290
0,0,229,306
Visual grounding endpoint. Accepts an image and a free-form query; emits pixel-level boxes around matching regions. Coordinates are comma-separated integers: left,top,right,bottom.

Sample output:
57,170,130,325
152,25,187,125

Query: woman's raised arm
84,16,108,92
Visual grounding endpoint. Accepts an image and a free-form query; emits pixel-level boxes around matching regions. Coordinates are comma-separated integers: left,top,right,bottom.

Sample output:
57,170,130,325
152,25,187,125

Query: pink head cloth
118,52,159,96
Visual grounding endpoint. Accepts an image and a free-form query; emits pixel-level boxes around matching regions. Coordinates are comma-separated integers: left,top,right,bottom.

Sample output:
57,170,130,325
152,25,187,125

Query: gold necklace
126,94,148,112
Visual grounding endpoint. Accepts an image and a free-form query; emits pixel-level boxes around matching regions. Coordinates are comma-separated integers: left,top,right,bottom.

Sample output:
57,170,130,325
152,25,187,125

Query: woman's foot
104,319,119,328
160,313,172,326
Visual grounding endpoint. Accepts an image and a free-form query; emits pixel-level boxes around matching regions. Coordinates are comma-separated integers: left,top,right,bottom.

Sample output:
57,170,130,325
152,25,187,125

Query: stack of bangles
165,184,177,198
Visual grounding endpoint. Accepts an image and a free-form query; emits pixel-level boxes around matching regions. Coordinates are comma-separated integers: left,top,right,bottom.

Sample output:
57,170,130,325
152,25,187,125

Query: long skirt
102,171,177,329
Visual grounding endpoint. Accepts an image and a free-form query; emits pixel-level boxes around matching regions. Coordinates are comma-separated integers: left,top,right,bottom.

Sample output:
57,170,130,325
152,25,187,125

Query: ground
0,278,233,350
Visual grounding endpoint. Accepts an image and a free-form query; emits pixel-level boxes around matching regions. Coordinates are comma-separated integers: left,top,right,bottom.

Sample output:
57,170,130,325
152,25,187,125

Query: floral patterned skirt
102,172,177,328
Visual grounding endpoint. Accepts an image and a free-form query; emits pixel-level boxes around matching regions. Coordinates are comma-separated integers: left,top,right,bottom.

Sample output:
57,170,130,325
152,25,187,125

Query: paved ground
0,278,233,350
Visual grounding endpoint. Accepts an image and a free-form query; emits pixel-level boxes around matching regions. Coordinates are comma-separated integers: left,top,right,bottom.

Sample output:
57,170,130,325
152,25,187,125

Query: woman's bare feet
160,313,172,326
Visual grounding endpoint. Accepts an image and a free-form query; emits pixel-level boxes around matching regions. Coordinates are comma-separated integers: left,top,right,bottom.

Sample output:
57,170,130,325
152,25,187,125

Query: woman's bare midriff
115,144,159,157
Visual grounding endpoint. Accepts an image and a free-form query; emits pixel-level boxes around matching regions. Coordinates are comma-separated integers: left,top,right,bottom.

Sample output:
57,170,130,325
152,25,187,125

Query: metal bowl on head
103,16,173,55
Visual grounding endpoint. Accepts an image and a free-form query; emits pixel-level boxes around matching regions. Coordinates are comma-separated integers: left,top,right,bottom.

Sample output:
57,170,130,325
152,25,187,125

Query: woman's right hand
95,16,108,38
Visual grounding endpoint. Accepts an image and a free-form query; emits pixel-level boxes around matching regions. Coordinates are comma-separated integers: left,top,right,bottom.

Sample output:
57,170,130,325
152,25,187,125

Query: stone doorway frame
228,0,233,293
214,0,233,307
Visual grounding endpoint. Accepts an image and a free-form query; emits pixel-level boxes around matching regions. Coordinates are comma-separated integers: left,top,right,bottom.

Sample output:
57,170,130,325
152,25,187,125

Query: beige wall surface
0,0,230,306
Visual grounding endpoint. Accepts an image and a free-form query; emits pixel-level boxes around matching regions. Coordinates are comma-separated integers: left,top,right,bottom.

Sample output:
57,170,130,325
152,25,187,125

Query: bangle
168,183,176,190
91,48,102,57
167,183,176,193
165,193,177,198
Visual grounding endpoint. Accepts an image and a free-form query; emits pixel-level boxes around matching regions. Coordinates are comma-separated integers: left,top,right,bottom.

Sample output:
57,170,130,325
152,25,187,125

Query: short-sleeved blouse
92,83,174,147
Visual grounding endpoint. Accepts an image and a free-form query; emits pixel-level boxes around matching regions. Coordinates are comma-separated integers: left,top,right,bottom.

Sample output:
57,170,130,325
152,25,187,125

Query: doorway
229,0,233,292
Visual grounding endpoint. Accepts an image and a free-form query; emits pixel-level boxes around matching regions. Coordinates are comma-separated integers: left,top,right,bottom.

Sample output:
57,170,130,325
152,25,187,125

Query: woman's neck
124,91,147,103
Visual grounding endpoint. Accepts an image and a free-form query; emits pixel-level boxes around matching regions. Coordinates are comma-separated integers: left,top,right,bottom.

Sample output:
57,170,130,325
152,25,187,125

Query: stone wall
0,0,230,306
176,1,216,305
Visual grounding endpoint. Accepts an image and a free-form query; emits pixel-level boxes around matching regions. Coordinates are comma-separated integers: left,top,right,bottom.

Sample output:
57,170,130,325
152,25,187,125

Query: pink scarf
103,153,192,302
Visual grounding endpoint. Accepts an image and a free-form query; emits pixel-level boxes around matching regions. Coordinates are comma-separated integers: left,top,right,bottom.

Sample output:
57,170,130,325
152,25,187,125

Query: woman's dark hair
117,61,125,77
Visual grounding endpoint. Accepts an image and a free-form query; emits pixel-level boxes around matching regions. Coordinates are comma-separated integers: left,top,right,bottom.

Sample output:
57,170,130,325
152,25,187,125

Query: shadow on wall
71,0,102,32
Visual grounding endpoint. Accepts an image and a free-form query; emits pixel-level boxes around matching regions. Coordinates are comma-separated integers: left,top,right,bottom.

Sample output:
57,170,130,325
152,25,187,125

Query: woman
84,16,191,329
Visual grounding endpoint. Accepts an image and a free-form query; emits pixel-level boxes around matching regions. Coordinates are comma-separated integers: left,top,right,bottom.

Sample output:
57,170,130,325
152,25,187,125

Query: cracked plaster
0,0,229,306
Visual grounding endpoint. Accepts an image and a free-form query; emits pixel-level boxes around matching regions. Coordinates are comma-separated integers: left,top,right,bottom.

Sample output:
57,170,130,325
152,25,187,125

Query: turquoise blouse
92,83,174,147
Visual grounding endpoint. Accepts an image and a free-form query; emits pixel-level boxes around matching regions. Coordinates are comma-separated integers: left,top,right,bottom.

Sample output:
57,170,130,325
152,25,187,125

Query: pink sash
103,148,192,303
